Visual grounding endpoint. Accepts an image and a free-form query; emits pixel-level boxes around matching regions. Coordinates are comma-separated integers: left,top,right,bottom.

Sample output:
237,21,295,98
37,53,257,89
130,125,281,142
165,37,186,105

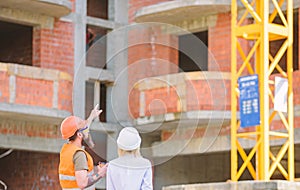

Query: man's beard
82,135,95,149
82,139,88,147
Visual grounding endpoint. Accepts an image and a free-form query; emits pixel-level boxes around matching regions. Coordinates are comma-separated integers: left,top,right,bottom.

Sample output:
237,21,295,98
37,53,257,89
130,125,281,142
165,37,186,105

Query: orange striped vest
59,143,94,189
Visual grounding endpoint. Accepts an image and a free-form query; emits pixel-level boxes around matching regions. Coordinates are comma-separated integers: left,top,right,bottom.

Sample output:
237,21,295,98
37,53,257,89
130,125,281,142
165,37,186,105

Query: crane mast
231,0,294,181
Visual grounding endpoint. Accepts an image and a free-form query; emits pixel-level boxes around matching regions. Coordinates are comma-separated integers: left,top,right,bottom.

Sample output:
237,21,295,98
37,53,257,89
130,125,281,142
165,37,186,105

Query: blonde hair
118,147,141,157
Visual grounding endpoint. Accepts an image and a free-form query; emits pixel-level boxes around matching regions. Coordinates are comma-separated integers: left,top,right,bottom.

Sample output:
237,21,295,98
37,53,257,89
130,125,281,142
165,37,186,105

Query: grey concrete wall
153,152,232,190
154,144,300,189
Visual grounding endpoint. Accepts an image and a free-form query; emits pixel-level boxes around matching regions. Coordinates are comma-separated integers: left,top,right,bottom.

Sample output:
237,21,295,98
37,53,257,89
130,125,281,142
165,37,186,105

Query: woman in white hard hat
106,127,153,190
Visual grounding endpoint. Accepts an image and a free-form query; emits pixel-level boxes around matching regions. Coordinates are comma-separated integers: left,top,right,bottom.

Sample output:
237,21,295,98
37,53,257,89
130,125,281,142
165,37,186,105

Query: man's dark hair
68,130,79,141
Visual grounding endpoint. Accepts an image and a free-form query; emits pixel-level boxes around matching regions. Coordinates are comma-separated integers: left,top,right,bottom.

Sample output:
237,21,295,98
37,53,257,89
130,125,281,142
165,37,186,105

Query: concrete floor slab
163,180,300,190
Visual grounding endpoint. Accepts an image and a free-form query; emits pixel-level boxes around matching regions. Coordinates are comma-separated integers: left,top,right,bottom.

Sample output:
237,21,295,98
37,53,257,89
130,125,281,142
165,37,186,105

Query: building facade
0,0,299,189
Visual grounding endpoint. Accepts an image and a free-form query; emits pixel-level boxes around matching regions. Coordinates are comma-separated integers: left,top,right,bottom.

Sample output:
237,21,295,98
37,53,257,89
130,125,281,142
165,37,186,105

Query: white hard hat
117,127,141,151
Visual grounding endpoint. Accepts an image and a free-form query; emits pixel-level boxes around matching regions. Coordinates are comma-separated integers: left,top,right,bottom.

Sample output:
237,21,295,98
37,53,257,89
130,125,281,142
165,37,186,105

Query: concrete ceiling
0,0,72,18
135,0,232,24
135,0,300,24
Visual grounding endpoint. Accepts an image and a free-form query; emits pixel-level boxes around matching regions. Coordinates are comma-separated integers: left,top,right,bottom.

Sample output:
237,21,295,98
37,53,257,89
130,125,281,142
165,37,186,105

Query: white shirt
106,154,153,190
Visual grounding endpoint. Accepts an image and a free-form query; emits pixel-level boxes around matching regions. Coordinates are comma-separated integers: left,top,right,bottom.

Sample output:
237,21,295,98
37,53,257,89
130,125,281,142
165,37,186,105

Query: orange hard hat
60,116,85,139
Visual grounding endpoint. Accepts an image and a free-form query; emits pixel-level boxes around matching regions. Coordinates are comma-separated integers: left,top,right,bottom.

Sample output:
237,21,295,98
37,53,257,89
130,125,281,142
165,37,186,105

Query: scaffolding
231,0,294,180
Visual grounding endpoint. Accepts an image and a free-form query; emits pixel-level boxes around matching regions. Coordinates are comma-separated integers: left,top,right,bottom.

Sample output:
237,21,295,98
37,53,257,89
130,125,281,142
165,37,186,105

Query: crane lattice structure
231,0,294,180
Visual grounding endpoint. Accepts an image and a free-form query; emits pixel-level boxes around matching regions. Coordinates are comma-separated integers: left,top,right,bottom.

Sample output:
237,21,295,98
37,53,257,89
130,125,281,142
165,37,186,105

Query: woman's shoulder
109,155,151,169
136,156,151,166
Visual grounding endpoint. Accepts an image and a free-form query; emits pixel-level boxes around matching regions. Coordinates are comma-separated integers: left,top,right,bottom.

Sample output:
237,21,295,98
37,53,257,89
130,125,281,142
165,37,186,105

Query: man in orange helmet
59,104,108,190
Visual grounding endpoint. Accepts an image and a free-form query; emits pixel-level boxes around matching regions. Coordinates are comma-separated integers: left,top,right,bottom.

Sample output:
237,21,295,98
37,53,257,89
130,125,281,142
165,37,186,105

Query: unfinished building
0,0,300,190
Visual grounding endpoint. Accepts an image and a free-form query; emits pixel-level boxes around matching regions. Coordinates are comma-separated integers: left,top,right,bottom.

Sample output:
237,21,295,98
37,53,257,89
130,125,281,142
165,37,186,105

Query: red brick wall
31,19,74,113
161,126,228,141
161,116,300,142
0,3,75,190
0,17,74,113
32,27,41,67
0,119,60,138
0,72,9,102
129,88,140,118
58,80,73,112
129,77,231,118
129,70,300,117
144,87,178,116
127,6,300,120
0,21,74,112
127,26,178,118
127,2,234,119
0,71,72,113
208,13,231,72
15,77,53,108
69,0,76,12
187,79,231,111
293,71,300,106
0,150,60,190
33,21,74,75
128,43,178,85
209,14,254,73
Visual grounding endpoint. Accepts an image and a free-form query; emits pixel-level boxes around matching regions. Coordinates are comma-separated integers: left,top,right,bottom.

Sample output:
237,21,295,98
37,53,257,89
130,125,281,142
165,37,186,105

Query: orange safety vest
59,143,94,189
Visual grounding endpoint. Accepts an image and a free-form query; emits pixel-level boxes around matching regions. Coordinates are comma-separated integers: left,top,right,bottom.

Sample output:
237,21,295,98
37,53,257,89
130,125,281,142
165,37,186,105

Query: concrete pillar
106,0,129,123
106,0,129,161
108,0,115,21
73,0,87,118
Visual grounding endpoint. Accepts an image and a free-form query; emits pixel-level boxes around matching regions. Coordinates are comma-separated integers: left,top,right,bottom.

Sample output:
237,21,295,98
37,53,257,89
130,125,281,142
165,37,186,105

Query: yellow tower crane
231,0,294,181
